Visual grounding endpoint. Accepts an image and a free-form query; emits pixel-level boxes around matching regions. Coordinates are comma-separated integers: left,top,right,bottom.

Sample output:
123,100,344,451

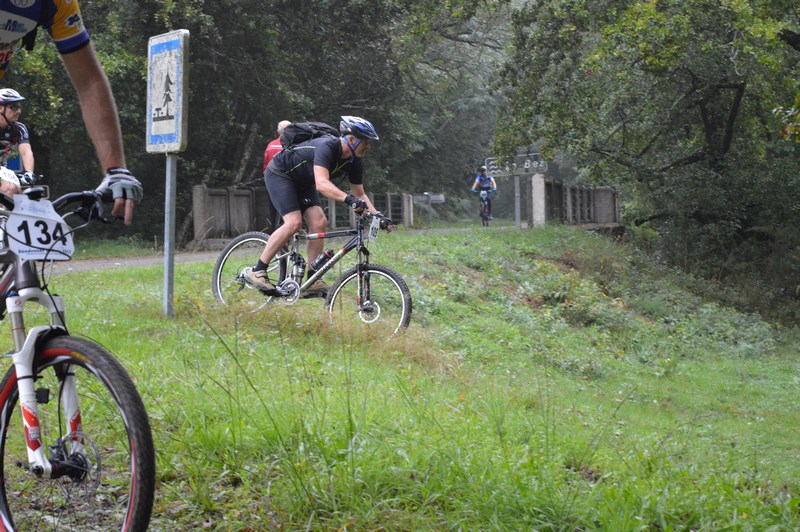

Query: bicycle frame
280,214,379,295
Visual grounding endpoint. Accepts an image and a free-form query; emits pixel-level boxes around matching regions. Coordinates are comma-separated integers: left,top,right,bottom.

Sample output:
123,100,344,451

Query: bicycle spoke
326,264,412,336
213,232,285,309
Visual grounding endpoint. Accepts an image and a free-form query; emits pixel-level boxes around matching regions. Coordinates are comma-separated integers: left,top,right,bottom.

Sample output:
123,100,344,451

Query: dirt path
49,225,490,275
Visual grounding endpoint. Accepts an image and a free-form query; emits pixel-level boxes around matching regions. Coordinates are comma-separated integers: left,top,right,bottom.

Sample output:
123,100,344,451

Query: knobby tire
325,263,412,336
0,335,155,531
212,231,287,307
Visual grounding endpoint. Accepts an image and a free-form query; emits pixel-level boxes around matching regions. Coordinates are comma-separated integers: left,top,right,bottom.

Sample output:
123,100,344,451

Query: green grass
20,225,800,530
72,234,160,258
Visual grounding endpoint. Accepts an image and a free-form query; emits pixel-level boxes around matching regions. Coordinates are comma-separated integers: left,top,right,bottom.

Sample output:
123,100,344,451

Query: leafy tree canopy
499,0,800,283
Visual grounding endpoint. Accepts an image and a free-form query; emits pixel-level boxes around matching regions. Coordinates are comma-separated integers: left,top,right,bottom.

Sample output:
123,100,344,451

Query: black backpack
279,122,339,149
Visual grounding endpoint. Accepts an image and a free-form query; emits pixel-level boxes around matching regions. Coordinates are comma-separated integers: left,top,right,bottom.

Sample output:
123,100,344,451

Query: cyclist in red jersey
0,0,142,223
263,120,292,172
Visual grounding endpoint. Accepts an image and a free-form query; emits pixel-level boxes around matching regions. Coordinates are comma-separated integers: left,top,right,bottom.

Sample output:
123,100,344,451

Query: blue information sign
146,30,189,153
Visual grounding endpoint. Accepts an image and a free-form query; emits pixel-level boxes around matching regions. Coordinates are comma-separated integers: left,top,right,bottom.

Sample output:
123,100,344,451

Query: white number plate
367,216,381,242
7,194,74,261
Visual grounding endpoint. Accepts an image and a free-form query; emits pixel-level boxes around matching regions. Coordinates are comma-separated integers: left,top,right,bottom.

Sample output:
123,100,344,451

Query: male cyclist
0,89,36,195
0,0,142,221
471,165,497,219
243,115,386,296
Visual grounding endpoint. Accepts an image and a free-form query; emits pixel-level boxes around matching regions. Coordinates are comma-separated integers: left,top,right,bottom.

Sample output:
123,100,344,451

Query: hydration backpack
279,121,339,149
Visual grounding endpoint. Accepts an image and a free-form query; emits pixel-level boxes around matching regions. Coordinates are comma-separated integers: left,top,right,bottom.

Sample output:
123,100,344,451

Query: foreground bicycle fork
5,262,84,480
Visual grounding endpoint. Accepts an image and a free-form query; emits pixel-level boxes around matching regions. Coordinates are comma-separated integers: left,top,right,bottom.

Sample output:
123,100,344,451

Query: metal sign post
412,193,445,227
484,154,547,229
146,29,189,317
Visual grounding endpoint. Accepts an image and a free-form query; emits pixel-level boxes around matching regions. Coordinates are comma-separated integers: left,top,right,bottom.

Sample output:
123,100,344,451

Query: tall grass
23,225,800,530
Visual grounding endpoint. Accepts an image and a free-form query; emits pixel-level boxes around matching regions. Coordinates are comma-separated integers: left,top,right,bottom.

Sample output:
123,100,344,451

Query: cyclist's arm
60,44,126,172
19,143,34,172
314,165,376,211
348,183,376,212
314,164,348,201
491,177,497,189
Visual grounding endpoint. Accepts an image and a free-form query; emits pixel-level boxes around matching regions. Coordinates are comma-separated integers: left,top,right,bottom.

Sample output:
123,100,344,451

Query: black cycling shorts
264,168,321,216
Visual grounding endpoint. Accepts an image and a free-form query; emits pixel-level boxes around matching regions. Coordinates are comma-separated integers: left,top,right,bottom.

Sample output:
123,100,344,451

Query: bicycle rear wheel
211,231,288,308
325,263,412,336
0,335,155,531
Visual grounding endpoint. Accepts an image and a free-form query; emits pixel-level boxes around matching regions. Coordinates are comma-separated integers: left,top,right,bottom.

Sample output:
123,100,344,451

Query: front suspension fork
6,289,79,477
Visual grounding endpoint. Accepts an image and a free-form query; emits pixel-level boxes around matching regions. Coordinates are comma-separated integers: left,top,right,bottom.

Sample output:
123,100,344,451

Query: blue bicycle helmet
339,116,379,141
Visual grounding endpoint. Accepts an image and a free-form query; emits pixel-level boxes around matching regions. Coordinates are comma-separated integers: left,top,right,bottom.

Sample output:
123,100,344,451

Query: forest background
8,0,800,323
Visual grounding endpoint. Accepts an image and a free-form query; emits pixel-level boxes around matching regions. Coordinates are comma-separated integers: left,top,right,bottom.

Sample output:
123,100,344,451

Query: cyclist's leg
304,202,330,294
266,191,281,233
302,189,326,265
262,172,304,264
244,173,303,291
261,211,301,264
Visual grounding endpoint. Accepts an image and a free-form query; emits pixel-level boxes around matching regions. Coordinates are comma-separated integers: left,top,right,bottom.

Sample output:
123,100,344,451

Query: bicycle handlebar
0,185,118,225
358,210,394,230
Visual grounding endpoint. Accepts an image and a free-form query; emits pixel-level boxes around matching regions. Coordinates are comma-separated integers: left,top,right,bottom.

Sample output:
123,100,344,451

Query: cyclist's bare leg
260,210,302,264
304,205,327,263
0,181,20,196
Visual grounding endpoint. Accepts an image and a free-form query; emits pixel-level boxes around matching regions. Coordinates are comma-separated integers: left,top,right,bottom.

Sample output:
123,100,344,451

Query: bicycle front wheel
0,335,155,531
325,263,412,336
212,231,287,308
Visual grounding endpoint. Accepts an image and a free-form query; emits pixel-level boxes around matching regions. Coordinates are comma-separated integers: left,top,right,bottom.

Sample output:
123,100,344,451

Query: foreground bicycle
212,211,412,335
0,181,155,530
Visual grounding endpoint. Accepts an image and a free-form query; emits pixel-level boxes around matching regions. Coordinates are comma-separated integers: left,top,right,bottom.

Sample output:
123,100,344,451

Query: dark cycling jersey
0,0,90,78
0,121,29,165
266,135,364,216
269,135,363,187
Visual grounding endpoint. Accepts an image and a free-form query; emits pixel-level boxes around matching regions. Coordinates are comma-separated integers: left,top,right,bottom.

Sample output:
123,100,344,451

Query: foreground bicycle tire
0,336,155,531
325,263,412,335
212,231,288,308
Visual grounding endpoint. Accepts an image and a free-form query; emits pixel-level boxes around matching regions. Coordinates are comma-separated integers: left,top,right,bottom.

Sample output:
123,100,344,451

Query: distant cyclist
470,165,497,219
0,89,36,195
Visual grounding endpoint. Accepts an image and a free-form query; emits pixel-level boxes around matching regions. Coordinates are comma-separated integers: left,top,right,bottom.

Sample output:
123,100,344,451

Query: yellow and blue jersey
0,0,90,78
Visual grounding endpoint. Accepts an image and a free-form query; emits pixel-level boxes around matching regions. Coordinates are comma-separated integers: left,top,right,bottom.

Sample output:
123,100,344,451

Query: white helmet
0,89,24,104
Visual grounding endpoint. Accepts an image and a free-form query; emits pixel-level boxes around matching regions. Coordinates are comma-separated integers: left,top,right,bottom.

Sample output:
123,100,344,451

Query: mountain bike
479,190,491,227
473,189,494,227
212,211,412,336
0,181,155,531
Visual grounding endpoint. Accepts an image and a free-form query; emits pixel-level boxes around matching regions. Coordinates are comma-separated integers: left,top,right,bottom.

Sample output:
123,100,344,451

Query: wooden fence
191,185,414,245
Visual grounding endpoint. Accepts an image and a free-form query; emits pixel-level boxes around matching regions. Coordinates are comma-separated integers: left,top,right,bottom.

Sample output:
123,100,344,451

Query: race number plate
7,194,74,261
367,216,381,242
